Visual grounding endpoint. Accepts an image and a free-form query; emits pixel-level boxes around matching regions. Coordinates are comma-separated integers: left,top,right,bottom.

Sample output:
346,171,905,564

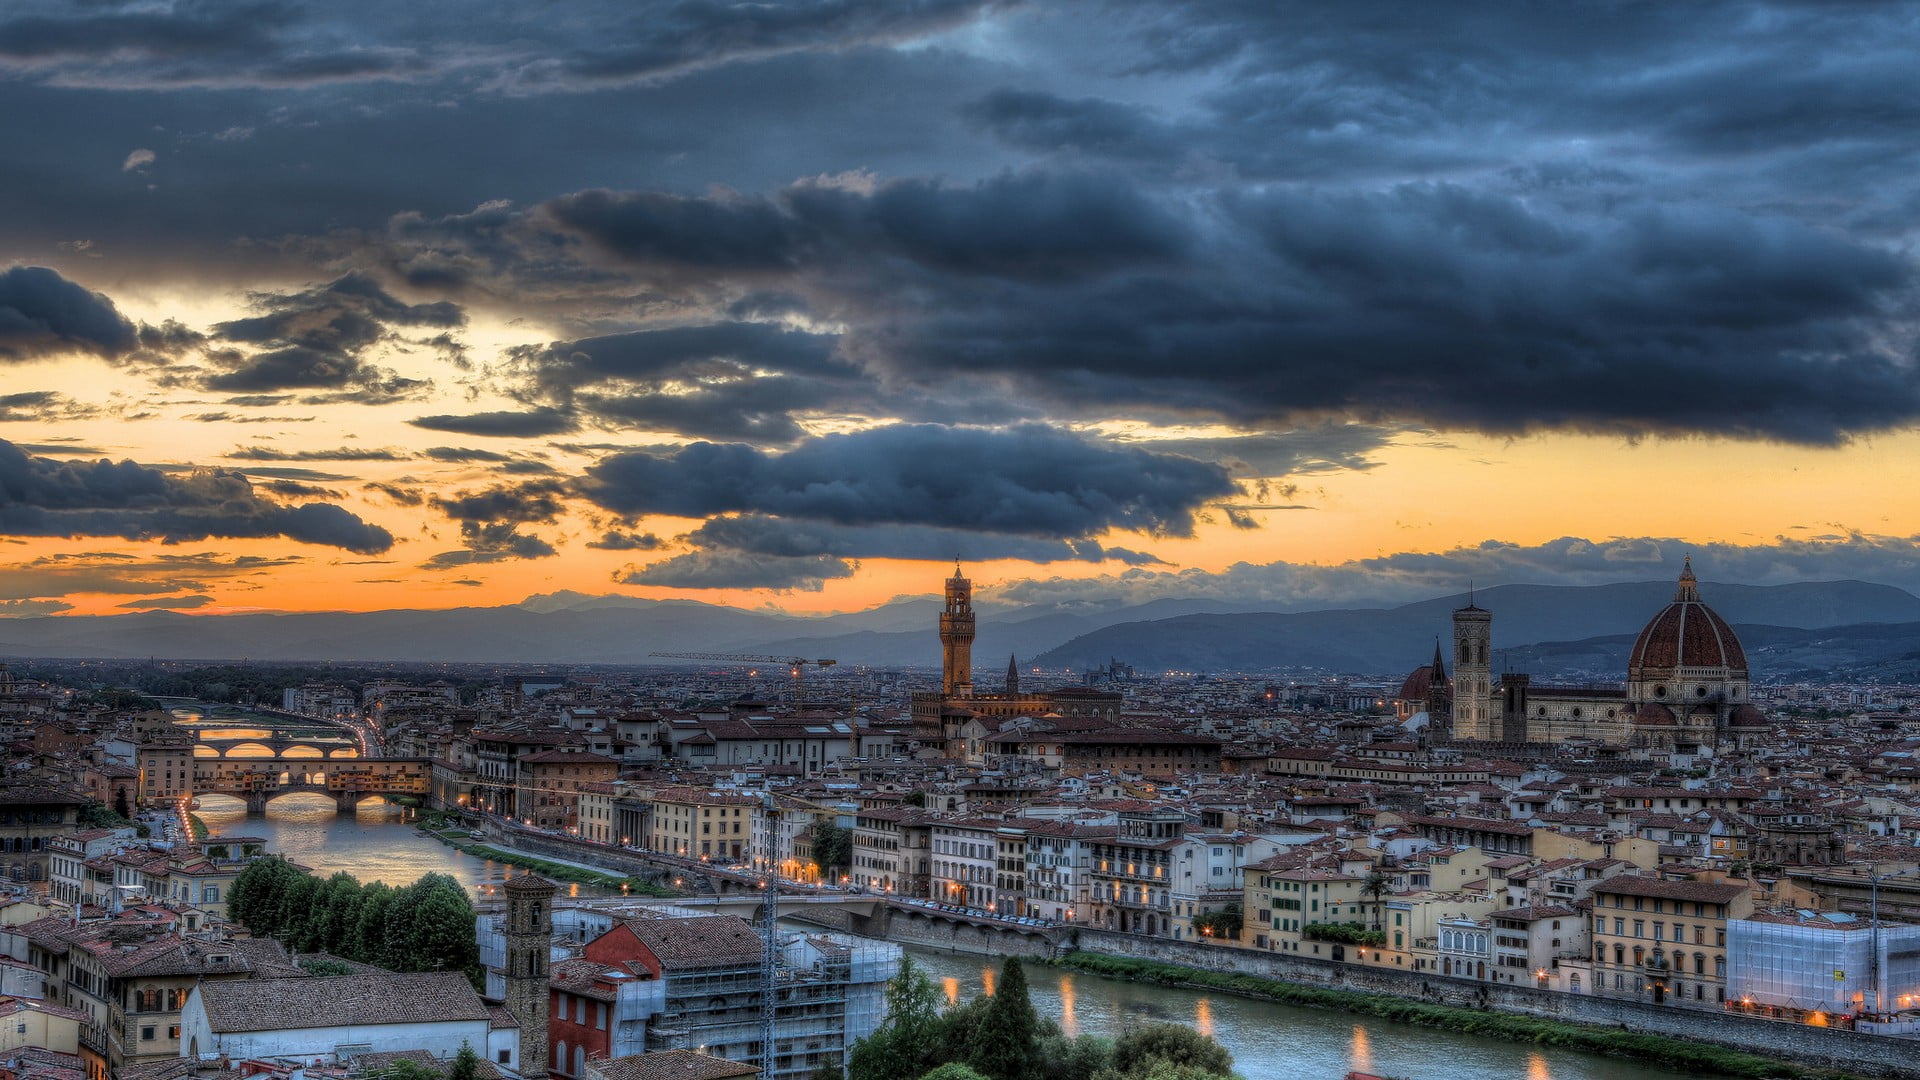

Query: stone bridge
189,756,432,813
180,720,363,759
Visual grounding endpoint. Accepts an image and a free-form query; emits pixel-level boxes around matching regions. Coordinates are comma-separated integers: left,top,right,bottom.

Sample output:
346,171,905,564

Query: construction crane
648,651,838,705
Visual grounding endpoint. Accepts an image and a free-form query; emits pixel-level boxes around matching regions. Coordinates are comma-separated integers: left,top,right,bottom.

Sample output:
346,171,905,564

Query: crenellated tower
940,561,976,697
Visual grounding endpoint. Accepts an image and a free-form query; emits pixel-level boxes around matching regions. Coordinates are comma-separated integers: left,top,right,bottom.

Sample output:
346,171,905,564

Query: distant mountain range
3,579,1918,679
1028,579,1920,677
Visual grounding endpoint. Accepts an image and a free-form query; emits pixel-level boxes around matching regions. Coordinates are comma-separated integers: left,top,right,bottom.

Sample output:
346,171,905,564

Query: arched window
555,1041,568,1076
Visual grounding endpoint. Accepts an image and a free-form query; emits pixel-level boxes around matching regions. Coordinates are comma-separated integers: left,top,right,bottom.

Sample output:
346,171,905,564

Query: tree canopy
228,857,480,987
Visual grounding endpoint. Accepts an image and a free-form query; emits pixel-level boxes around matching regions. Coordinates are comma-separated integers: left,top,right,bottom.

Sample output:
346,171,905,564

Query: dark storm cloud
547,169,1185,281
203,272,459,396
494,0,1002,91
419,157,1918,445
0,1,428,90
0,438,393,552
0,266,136,362
409,408,580,438
577,424,1237,537
683,513,1165,565
503,322,860,442
619,550,854,592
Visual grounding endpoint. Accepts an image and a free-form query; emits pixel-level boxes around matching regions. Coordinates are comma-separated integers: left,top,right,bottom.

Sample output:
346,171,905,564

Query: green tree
1037,1030,1113,1080
1191,904,1241,940
1109,1024,1234,1079
849,954,945,1080
967,957,1040,1080
311,872,364,955
1363,869,1390,931
407,875,480,982
113,787,132,820
447,1042,482,1080
809,819,853,879
350,881,395,965
920,1068,990,1080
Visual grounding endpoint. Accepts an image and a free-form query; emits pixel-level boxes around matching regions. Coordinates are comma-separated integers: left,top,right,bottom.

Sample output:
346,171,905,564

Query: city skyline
4,1,1920,617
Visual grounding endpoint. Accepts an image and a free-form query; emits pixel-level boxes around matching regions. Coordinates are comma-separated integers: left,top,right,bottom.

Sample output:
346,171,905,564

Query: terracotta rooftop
195,972,489,1032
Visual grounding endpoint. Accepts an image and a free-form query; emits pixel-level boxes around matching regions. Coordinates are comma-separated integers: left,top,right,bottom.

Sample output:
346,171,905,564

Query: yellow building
1589,875,1752,1007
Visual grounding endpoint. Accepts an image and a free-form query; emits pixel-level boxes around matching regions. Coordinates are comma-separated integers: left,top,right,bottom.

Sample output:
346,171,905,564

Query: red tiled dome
1397,664,1450,702
1628,559,1748,678
1635,702,1677,726
1730,703,1770,728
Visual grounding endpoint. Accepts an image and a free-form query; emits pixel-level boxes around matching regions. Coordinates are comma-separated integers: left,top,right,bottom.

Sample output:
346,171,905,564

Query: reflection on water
908,951,1712,1080
196,794,535,894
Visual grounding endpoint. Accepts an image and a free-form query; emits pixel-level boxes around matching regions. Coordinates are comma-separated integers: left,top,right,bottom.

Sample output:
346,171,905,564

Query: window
141,1026,156,1042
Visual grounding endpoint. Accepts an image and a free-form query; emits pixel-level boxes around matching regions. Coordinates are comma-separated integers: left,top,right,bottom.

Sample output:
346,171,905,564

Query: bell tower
1451,594,1492,741
503,873,554,1077
940,561,976,697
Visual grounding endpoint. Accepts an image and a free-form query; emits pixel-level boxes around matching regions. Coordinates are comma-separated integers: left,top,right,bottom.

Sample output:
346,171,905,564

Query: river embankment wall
1074,928,1920,1079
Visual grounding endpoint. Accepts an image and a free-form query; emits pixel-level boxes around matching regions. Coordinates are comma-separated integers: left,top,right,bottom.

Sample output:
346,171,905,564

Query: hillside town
0,563,1919,1078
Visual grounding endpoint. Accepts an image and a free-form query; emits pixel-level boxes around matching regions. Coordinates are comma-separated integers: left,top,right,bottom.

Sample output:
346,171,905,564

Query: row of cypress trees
226,856,482,987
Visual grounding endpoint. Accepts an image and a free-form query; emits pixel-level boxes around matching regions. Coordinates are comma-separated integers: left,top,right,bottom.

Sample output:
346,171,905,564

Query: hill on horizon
0,578,1915,674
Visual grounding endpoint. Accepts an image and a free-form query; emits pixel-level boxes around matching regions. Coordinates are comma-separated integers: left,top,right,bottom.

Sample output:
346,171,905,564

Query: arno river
198,796,1712,1080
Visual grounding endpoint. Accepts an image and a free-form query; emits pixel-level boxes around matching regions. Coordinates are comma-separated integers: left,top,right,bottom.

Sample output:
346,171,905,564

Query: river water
904,950,1713,1080
196,800,1709,1080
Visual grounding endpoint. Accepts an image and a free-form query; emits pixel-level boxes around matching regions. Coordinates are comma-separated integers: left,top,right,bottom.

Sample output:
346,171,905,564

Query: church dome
1628,558,1748,679
1396,664,1449,702
1730,703,1770,728
1635,702,1677,726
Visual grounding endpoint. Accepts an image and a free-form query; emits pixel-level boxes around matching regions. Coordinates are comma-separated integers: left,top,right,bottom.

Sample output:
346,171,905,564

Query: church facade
910,564,1122,758
1400,560,1769,753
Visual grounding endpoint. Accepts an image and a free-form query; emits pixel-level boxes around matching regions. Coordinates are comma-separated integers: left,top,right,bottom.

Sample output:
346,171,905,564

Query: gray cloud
0,438,393,552
988,533,1920,610
421,521,558,569
204,272,457,396
409,408,579,438
587,530,663,551
578,423,1237,537
682,513,1165,565
117,594,216,610
619,550,854,592
0,266,136,362
228,445,408,462
0,598,74,616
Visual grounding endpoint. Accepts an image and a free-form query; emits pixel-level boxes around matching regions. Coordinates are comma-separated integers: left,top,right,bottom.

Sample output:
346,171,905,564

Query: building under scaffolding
1727,909,1920,1017
476,899,900,1080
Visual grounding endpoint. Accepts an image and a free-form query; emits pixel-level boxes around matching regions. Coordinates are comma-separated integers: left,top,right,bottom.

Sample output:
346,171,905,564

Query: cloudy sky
3,0,1919,618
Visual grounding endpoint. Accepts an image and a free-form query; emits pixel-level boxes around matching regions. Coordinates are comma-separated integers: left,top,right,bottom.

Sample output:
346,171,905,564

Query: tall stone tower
940,562,975,697
1451,597,1493,741
503,873,554,1077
